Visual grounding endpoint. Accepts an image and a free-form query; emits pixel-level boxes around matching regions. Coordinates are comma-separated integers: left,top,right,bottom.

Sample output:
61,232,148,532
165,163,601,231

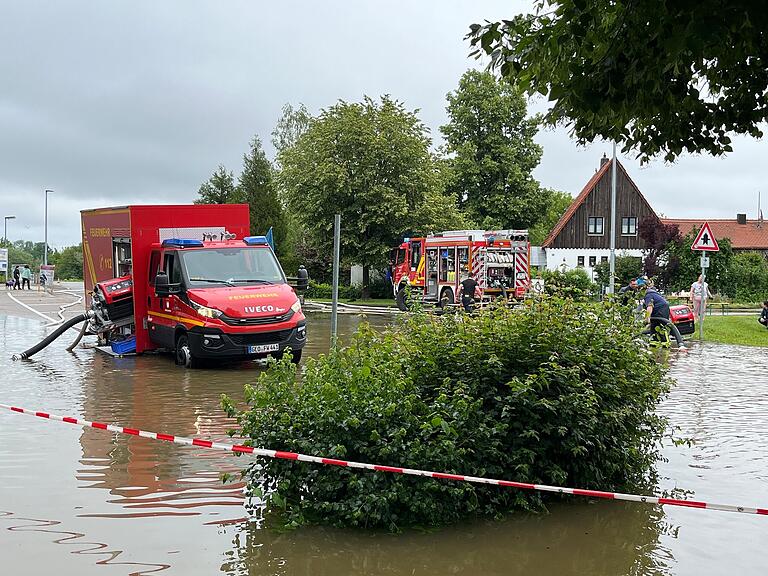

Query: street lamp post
3,215,15,284
44,189,53,266
3,215,15,243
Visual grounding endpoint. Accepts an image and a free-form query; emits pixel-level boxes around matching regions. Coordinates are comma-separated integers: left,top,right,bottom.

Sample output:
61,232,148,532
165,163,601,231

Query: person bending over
759,301,768,329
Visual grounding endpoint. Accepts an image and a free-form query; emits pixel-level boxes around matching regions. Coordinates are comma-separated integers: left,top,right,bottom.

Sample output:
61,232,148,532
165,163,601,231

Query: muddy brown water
0,312,766,575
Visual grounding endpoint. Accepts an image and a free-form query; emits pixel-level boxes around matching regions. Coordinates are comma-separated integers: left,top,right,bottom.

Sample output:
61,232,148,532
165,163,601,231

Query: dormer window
588,216,604,235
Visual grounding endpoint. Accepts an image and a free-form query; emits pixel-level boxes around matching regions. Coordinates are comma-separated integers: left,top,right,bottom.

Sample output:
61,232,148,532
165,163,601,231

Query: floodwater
0,312,766,575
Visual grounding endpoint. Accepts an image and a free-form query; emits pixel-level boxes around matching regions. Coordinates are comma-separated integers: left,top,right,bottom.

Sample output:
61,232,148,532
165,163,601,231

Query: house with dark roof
541,155,662,278
662,216,768,255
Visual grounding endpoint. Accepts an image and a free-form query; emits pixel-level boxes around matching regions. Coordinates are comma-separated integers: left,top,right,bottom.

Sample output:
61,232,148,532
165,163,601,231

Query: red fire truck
390,230,531,310
81,204,306,366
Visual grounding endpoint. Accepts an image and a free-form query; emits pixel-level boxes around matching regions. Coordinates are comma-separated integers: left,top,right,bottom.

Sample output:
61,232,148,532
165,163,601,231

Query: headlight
190,300,222,318
291,299,302,313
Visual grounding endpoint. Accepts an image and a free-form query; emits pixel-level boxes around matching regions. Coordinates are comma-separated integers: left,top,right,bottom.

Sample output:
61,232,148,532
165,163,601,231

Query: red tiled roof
662,218,768,250
542,159,659,247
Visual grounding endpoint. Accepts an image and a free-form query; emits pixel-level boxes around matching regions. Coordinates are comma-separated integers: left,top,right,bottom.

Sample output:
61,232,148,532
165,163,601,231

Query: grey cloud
1,0,765,249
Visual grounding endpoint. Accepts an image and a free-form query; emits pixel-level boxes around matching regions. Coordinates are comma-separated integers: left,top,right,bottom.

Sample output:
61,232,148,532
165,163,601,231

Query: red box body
81,204,250,353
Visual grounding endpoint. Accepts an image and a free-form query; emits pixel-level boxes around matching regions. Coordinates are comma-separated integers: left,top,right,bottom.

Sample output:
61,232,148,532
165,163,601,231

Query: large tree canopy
278,95,464,293
441,70,545,229
469,2,768,162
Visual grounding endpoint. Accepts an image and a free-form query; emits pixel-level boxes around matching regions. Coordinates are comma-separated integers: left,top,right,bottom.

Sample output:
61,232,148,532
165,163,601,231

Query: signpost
691,222,719,340
0,248,7,284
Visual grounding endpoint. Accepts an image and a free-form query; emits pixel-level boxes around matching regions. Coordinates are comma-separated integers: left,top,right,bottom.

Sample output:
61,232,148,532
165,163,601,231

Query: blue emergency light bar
243,236,269,246
162,238,204,248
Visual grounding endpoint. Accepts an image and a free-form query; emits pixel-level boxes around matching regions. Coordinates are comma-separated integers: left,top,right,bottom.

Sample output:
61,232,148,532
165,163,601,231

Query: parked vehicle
670,304,695,335
81,204,306,367
390,230,530,311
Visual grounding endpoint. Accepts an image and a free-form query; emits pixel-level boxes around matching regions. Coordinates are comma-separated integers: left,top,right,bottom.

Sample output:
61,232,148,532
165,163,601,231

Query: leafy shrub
223,299,670,531
727,252,768,302
539,268,596,299
305,280,363,300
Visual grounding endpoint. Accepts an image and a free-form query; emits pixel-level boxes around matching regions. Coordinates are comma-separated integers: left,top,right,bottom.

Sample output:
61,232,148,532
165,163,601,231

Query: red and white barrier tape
2,403,766,517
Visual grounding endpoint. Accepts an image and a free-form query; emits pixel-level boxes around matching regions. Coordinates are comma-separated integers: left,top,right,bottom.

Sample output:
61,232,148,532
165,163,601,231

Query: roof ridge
542,158,659,247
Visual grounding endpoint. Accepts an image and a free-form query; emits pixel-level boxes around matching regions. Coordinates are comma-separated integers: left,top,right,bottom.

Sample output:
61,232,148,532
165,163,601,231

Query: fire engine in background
80,204,306,367
390,230,531,311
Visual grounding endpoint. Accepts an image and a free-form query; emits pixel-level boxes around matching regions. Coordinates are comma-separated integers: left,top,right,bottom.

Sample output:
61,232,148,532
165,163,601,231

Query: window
622,217,638,235
148,251,161,284
601,256,608,263
589,256,596,267
163,252,183,285
411,241,422,269
577,256,585,267
588,217,604,235
439,247,456,282
182,247,285,287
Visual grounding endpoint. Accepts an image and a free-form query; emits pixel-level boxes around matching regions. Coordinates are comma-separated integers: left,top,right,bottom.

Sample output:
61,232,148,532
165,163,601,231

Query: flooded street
1,312,766,575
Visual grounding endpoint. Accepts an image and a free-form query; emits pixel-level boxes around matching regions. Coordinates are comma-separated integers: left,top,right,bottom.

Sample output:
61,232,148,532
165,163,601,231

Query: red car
670,304,695,335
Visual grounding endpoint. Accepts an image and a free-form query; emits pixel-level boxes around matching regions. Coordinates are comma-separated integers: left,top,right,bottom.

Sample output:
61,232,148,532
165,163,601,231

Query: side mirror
296,265,309,291
154,271,170,297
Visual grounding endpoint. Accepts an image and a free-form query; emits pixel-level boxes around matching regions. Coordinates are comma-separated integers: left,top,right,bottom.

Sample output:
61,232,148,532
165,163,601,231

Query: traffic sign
700,255,710,268
691,222,719,252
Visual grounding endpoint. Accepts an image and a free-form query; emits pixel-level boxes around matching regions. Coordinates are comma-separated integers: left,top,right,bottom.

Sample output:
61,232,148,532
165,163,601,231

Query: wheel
175,334,197,368
438,288,454,309
396,286,410,311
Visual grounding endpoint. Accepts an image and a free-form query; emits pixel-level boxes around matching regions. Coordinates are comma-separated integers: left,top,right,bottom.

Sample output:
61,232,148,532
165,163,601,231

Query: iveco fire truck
81,204,306,367
391,230,530,310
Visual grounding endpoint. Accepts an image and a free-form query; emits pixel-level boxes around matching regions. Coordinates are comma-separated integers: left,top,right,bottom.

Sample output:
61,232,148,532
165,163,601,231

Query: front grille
220,310,294,326
228,329,292,346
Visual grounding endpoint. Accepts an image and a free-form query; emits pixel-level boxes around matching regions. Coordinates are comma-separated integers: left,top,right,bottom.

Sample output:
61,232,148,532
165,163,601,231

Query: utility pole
330,214,341,348
44,189,53,266
608,142,617,294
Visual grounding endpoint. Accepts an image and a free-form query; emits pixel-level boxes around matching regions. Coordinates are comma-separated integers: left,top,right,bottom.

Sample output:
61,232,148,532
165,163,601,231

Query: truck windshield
181,247,285,288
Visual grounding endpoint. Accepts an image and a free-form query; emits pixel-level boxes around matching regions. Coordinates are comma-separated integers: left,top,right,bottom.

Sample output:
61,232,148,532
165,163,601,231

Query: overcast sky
1,1,766,249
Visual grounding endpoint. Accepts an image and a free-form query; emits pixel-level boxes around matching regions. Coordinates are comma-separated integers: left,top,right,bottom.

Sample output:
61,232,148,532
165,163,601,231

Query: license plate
247,343,280,354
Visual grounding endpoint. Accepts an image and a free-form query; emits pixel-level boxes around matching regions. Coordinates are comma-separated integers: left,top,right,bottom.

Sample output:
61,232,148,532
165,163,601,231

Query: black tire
290,349,302,364
396,286,410,311
175,334,197,368
439,287,454,309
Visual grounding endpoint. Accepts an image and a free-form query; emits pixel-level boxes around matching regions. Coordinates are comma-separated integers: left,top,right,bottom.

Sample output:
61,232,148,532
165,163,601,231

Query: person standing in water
690,274,713,318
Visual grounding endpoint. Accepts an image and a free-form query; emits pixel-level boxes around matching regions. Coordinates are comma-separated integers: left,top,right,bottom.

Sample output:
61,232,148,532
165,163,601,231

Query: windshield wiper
230,279,275,284
189,278,236,287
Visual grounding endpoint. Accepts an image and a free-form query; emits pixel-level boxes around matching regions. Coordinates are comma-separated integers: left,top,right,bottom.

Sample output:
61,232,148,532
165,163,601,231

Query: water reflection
1,313,766,575
219,502,671,576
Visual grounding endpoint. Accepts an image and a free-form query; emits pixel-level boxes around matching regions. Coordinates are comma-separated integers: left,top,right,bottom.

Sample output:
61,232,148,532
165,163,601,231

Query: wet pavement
0,311,766,575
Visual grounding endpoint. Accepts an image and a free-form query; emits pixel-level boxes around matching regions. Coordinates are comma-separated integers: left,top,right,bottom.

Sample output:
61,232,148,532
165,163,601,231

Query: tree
728,252,768,302
593,254,643,289
527,189,572,245
279,96,463,298
441,70,545,229
55,244,83,279
638,217,682,290
271,103,312,158
195,165,237,204
666,232,732,294
236,137,288,255
469,2,768,162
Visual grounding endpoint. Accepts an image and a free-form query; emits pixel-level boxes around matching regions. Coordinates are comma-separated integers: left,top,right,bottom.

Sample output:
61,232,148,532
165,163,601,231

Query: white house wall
543,248,644,282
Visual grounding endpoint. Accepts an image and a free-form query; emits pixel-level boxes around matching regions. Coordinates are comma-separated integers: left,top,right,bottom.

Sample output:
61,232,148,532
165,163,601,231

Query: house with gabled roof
542,154,662,278
662,216,768,256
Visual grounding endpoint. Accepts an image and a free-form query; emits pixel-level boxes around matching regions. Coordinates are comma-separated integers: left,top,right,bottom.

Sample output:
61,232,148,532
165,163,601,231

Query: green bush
223,299,670,531
728,252,768,302
305,280,363,300
539,268,596,299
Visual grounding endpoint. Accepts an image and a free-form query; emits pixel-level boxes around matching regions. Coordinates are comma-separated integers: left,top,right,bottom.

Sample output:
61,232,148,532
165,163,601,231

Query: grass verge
695,315,768,347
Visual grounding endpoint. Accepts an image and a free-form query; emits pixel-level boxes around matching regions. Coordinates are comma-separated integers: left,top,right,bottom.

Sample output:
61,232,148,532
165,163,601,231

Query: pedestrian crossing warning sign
691,222,719,252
